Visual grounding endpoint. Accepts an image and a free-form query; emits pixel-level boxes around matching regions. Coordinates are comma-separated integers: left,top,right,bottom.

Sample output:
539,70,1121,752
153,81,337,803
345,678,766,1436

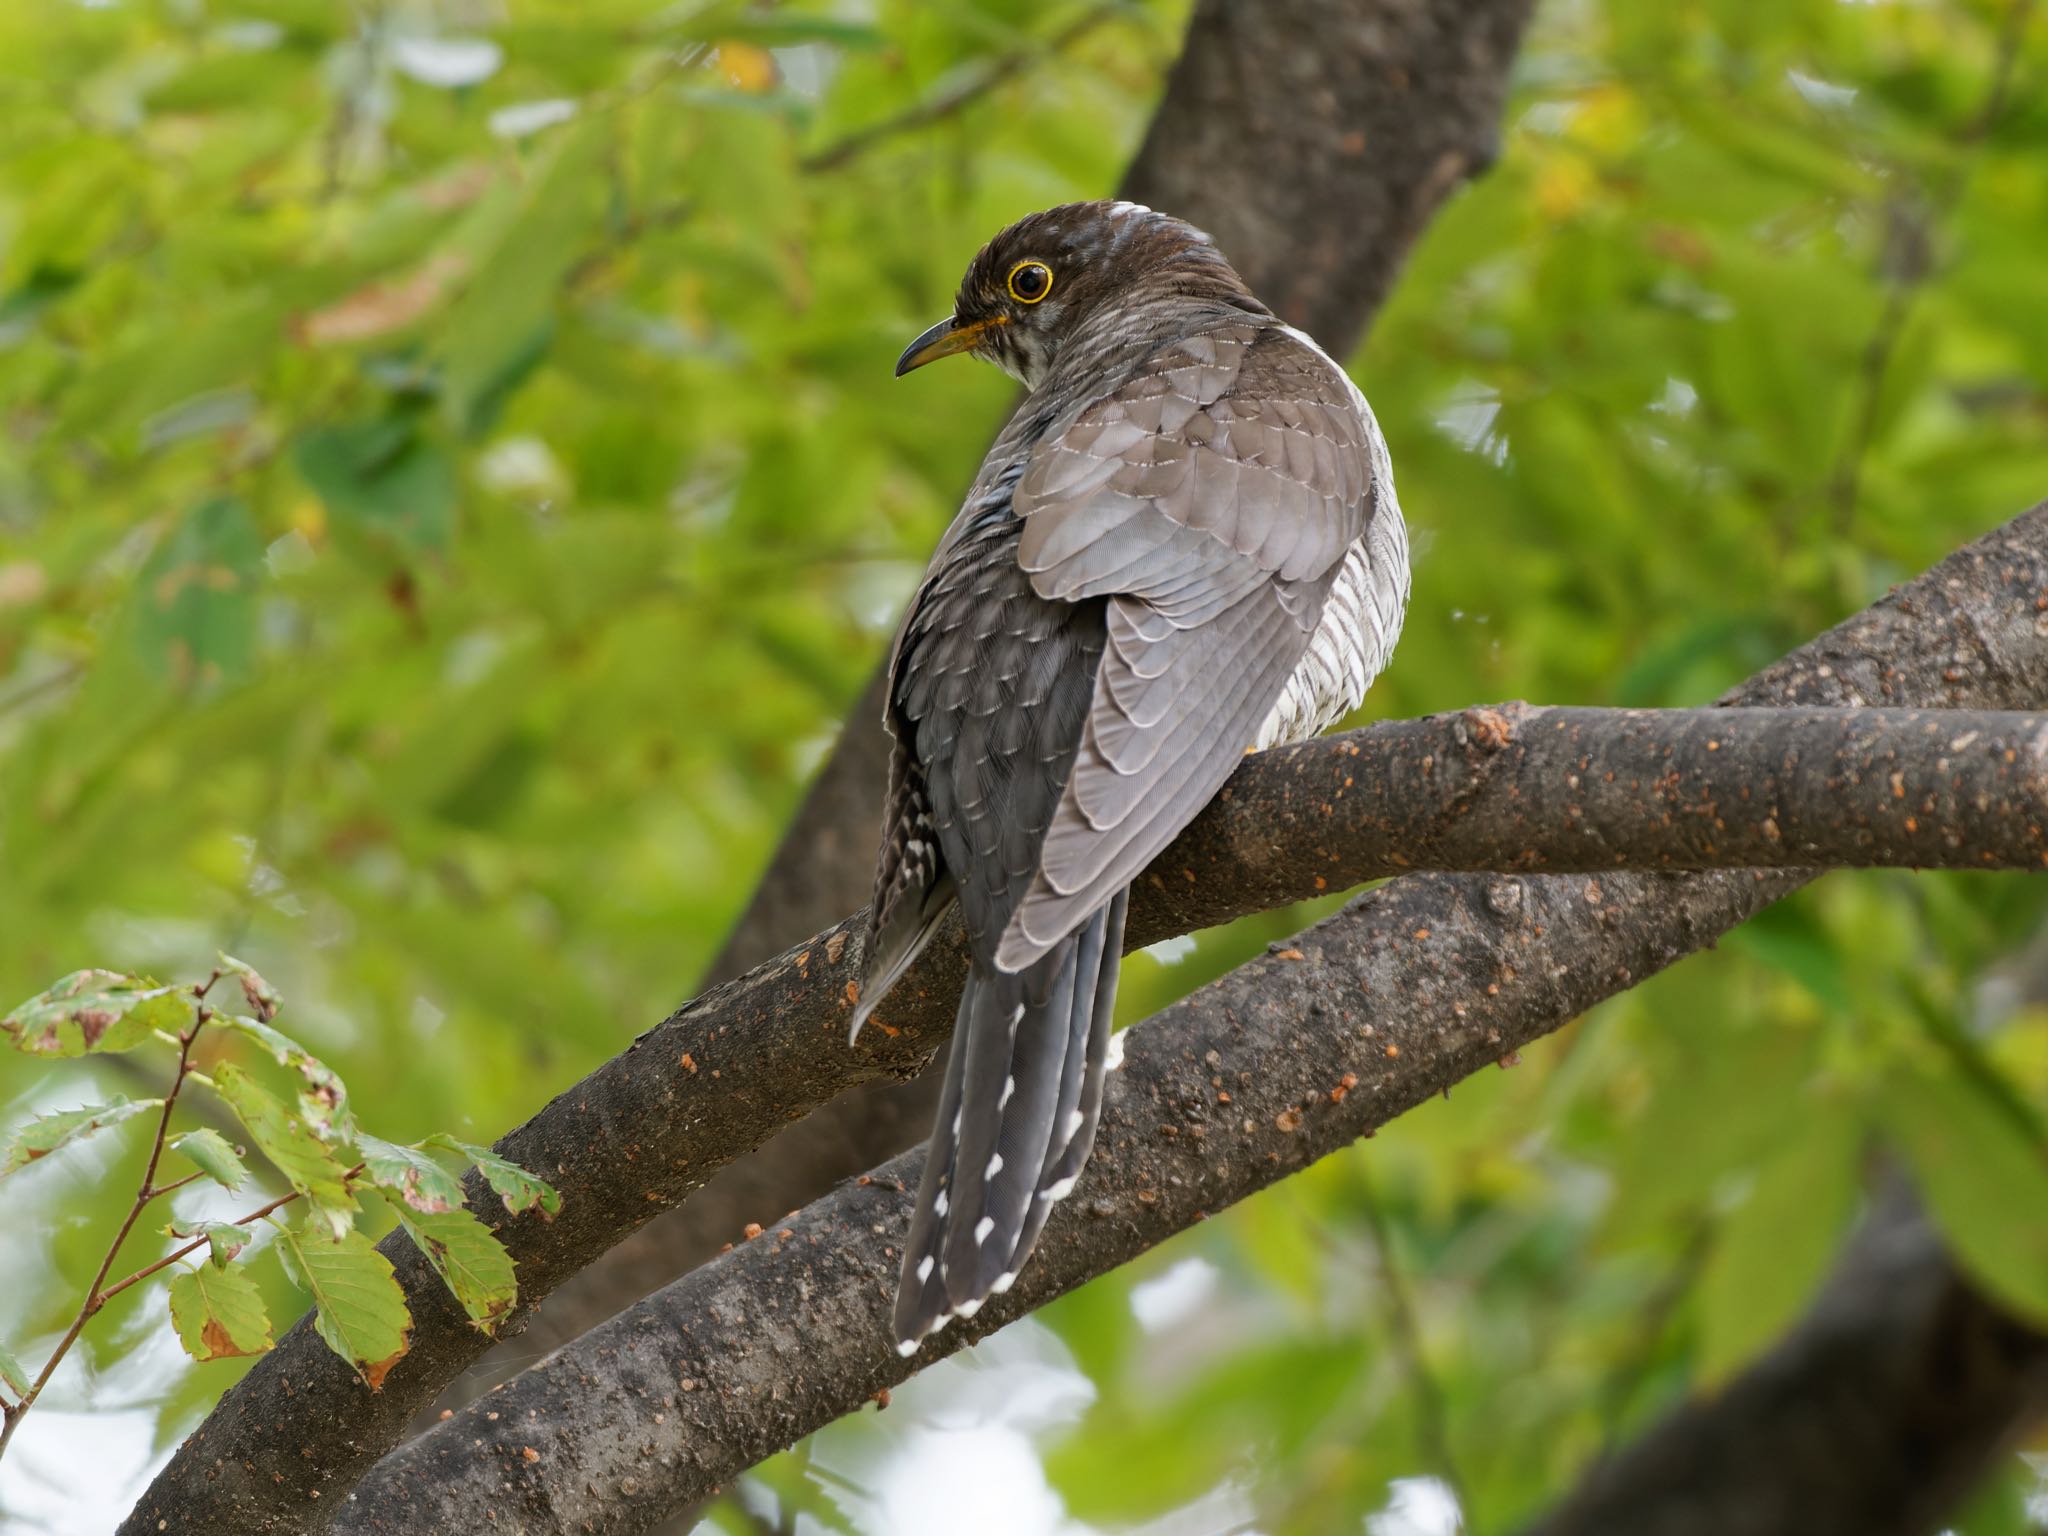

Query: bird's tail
893,889,1128,1355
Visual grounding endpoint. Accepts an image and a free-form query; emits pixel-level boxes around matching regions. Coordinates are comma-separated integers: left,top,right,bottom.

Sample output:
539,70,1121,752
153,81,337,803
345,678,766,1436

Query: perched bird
851,201,1409,1355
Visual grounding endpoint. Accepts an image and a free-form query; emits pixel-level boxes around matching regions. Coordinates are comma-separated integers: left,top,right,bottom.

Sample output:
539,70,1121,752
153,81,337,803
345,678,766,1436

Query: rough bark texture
1521,1185,2048,1536
507,0,1539,1410
310,503,2048,1536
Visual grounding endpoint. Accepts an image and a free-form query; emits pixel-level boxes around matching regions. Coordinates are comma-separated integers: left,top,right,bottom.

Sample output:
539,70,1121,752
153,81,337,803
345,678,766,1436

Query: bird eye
1006,260,1053,304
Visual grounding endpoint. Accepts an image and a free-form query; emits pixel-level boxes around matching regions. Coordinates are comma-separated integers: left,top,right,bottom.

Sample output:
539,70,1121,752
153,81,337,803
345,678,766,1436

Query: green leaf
1,1096,163,1177
425,1135,560,1219
440,116,610,432
167,1259,273,1361
1697,1105,1863,1382
217,953,280,1022
218,1014,350,1139
130,497,263,691
274,1222,412,1389
294,417,457,557
212,1062,356,1239
170,1220,252,1269
355,1133,465,1214
2,971,195,1058
167,1128,250,1192
1884,1063,2048,1325
395,1205,518,1331
0,1341,30,1398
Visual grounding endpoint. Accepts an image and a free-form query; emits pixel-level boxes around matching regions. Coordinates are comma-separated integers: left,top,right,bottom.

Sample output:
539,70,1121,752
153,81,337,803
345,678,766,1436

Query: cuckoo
852,201,1410,1355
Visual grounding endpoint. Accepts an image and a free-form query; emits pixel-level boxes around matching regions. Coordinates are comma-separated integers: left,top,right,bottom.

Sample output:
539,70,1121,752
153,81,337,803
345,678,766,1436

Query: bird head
895,201,1263,391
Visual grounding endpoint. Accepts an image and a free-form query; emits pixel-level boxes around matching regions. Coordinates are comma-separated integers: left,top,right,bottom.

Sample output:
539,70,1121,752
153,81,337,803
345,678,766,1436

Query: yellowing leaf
168,1262,273,1361
395,1206,518,1332
426,1135,560,1218
2,971,193,1058
217,953,280,1023
219,1014,350,1139
1,1096,163,1177
356,1133,465,1214
274,1223,411,1389
212,1062,356,1239
170,1220,252,1269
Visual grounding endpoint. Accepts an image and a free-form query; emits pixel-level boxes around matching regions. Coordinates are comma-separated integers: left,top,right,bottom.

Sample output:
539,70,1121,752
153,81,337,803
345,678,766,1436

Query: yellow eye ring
1006,259,1054,304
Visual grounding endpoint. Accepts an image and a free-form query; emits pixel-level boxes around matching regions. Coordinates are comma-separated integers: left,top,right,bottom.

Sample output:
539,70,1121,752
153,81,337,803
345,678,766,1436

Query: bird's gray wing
996,322,1387,970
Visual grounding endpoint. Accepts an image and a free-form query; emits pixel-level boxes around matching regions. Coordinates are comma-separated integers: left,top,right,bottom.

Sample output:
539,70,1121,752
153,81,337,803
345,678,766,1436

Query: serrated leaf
168,1260,273,1361
2,970,195,1058
169,1220,251,1269
1,1096,163,1177
217,952,280,1022
395,1205,518,1331
1884,1063,2048,1325
212,1062,355,1239
356,1133,464,1214
0,1341,29,1398
218,1015,350,1139
274,1222,411,1388
425,1135,560,1218
167,1127,250,1192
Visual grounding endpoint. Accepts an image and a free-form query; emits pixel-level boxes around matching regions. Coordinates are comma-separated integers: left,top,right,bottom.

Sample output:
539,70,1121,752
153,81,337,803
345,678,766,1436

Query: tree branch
799,3,1131,174
1521,1182,2048,1536
326,500,2048,1536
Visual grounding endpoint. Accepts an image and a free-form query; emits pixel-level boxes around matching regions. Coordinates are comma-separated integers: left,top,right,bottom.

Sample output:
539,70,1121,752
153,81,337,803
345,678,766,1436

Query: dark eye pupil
1014,264,1048,299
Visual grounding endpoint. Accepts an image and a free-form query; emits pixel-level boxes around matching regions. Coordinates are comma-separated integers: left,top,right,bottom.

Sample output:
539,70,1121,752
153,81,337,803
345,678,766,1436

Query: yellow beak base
895,315,1000,376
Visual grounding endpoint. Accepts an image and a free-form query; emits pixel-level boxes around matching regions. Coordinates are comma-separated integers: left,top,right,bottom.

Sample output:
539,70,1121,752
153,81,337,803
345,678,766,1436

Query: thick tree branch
326,505,2048,1536
513,0,1539,1419
1521,1184,2048,1536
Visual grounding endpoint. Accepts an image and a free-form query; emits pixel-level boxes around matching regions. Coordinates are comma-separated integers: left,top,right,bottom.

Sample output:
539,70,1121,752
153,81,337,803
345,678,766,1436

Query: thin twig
801,3,1129,173
0,979,218,1463
96,1185,312,1311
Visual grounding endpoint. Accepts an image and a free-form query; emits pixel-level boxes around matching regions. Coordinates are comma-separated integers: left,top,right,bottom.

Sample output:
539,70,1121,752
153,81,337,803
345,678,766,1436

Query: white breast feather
1253,328,1410,752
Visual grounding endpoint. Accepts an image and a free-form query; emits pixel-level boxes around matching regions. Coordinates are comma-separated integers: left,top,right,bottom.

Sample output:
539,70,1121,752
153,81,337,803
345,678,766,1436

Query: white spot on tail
986,1153,1004,1179
998,1075,1015,1110
916,1254,934,1283
1063,1109,1085,1140
974,1215,996,1244
991,1271,1017,1295
934,1189,948,1218
1104,1029,1126,1073
1007,1003,1025,1036
896,1336,921,1358
1039,1175,1078,1202
956,1296,983,1319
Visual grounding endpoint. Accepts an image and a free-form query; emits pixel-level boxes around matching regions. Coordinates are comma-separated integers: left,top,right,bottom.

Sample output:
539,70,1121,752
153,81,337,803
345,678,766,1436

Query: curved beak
895,314,1000,376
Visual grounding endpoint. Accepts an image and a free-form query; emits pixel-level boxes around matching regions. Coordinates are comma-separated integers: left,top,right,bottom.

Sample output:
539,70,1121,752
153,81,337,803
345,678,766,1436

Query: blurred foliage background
2,0,2046,1532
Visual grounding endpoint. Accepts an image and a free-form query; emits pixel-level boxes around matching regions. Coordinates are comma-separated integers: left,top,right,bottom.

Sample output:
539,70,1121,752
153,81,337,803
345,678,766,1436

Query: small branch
97,1184,309,1311
0,1009,208,1464
800,3,1129,173
144,1171,207,1203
